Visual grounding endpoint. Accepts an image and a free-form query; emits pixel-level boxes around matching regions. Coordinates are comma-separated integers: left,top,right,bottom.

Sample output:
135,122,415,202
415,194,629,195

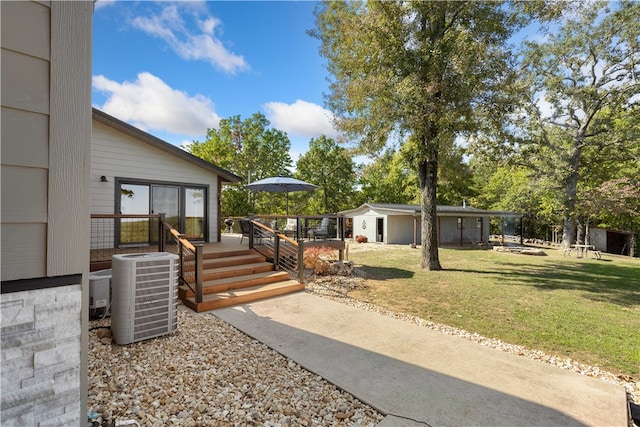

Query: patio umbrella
245,176,318,214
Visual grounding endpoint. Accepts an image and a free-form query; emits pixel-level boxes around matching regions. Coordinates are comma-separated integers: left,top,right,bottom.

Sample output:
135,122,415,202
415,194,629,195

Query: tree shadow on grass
450,260,640,308
357,265,415,280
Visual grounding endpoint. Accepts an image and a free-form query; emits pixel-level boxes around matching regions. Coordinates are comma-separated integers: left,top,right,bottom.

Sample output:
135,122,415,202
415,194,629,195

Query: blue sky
92,1,575,164
93,0,336,162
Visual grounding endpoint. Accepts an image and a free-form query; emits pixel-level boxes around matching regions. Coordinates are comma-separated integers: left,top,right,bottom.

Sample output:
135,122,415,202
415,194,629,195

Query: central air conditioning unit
111,252,179,345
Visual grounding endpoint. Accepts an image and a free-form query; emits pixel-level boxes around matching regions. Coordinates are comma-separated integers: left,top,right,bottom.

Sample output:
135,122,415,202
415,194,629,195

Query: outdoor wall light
100,176,108,182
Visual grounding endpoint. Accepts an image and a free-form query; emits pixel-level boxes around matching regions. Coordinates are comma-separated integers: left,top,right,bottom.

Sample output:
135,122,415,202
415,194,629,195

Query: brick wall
1,284,82,426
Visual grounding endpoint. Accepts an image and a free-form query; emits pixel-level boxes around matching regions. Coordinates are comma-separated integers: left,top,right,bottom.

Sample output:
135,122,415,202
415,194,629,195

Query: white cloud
94,0,116,11
93,72,220,137
131,4,248,74
263,100,339,139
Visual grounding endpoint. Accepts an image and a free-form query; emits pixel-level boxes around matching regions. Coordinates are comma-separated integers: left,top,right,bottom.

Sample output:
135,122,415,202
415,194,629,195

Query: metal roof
92,108,242,183
339,203,522,217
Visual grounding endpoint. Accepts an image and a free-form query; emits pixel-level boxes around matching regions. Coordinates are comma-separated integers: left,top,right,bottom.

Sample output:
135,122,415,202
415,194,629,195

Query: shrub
303,247,336,275
355,235,368,243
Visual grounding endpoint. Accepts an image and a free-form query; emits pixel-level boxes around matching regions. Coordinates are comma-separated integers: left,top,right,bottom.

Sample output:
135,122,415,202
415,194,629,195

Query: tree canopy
189,113,293,216
504,1,640,247
312,1,525,269
294,135,357,214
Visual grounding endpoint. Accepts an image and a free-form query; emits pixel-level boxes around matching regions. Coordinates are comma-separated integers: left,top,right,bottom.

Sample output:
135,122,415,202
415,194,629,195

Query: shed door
376,217,384,242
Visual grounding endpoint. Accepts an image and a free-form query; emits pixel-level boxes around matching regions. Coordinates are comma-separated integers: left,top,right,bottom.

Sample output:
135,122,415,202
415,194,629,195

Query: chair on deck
282,218,298,238
239,219,251,244
310,218,330,240
285,218,297,231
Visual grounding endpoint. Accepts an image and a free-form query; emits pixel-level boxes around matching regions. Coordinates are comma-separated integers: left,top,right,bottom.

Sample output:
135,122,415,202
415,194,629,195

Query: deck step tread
202,262,274,275
202,249,256,259
182,281,304,312
178,270,292,298
202,280,301,299
204,270,290,286
202,254,267,268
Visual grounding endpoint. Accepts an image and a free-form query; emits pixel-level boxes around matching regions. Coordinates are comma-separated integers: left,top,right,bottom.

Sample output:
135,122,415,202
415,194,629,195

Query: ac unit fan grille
133,260,178,341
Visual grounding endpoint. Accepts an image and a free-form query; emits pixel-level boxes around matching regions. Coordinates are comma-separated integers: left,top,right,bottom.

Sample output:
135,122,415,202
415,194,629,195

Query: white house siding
91,121,221,241
351,210,380,243
1,1,92,426
387,215,420,245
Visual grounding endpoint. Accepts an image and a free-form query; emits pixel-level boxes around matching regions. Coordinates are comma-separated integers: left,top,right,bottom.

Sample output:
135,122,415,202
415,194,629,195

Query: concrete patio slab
213,292,628,426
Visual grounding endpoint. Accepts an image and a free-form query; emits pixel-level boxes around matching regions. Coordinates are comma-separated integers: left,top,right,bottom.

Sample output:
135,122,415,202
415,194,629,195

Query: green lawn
347,245,640,377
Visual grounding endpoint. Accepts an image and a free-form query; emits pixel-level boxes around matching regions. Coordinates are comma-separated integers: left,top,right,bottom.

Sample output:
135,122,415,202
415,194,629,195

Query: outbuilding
339,203,522,246
588,227,636,257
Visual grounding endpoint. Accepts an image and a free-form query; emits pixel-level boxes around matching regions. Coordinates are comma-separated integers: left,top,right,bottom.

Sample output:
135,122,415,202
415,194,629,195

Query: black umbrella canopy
245,176,318,214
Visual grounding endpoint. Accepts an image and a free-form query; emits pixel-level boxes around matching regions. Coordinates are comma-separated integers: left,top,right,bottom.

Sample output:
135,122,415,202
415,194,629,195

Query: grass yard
347,245,640,378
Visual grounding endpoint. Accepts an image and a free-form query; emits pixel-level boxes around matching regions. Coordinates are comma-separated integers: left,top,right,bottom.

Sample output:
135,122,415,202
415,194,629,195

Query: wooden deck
90,233,347,312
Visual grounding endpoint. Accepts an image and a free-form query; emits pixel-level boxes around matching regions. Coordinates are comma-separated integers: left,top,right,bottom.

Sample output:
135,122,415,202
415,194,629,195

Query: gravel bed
88,310,384,427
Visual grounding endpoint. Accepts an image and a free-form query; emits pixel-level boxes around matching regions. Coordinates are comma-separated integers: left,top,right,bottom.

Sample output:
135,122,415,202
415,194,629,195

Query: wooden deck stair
179,249,304,313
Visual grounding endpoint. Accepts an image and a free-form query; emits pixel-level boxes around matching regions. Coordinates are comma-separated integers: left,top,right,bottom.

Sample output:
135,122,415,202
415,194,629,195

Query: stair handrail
250,219,304,284
160,220,204,303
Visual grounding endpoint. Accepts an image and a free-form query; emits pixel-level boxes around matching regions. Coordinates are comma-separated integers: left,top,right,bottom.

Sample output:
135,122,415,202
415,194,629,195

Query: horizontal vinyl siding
1,107,49,168
1,49,50,115
0,0,50,60
1,165,48,223
1,1,52,281
1,224,47,281
91,121,220,240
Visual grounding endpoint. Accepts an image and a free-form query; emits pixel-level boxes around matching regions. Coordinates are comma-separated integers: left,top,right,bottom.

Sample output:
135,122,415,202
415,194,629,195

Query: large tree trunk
560,139,583,248
576,216,586,245
561,216,575,248
418,155,442,271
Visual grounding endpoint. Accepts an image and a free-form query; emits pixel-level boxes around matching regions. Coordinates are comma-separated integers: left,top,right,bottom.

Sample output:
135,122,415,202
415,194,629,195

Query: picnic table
563,244,601,259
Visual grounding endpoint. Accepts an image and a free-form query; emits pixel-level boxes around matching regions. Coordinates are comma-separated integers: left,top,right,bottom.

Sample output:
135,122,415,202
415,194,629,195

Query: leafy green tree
189,113,293,216
357,149,419,205
433,145,477,206
312,1,528,269
294,135,357,214
512,1,640,247
471,164,563,239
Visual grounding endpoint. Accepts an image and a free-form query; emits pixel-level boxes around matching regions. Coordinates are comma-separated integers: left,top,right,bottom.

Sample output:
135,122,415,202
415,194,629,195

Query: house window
116,179,208,244
457,217,465,229
476,217,482,229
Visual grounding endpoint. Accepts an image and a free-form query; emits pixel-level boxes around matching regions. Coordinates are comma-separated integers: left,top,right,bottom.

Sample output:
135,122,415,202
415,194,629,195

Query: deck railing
161,221,204,303
250,220,305,283
225,215,346,284
90,214,165,269
90,213,204,303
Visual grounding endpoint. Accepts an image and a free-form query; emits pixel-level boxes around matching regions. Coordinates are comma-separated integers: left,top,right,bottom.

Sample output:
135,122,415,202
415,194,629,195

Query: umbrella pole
285,190,289,215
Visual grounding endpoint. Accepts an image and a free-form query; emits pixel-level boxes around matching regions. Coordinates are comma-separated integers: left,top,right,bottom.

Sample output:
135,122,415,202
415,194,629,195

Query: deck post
158,213,166,252
248,215,255,249
177,233,186,284
297,239,304,284
195,243,204,303
273,234,281,270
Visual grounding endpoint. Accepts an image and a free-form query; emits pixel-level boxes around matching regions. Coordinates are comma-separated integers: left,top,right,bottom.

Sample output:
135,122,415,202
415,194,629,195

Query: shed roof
339,203,521,217
92,108,242,183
